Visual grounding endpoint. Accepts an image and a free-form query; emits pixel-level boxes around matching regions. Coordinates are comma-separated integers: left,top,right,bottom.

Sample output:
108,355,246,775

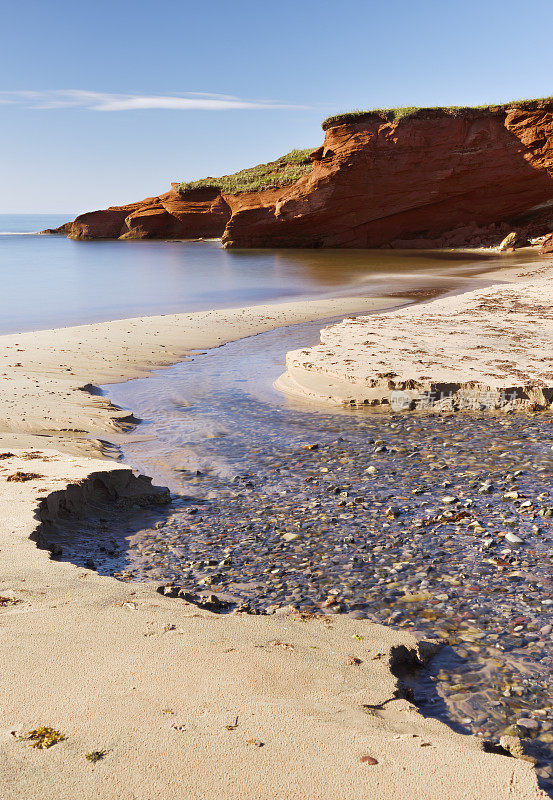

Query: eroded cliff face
51,104,553,248
222,106,553,248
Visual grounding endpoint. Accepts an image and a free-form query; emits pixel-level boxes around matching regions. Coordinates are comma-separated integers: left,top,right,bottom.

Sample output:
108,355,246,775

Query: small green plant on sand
25,726,66,749
85,750,107,763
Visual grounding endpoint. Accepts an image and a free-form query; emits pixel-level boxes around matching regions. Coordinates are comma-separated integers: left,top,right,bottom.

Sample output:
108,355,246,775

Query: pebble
517,718,540,731
504,533,524,545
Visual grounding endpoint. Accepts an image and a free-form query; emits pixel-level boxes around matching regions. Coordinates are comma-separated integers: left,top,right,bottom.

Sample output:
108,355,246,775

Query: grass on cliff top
322,96,553,130
177,148,314,196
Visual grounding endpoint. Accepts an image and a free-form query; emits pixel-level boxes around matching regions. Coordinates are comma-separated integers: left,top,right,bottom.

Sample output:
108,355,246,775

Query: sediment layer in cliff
51,99,553,248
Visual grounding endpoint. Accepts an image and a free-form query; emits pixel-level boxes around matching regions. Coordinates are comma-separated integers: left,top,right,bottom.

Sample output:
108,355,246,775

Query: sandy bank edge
0,295,408,457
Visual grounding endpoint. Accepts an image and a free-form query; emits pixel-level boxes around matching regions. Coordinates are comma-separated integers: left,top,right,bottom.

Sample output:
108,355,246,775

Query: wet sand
50,315,553,790
0,295,409,457
0,449,546,800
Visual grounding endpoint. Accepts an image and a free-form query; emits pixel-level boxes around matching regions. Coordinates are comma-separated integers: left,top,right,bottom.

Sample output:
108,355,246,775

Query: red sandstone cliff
52,185,231,241
51,102,553,248
223,104,553,248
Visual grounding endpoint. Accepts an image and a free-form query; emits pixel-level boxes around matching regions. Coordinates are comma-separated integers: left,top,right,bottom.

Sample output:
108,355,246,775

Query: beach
0,264,551,798
5,2,553,797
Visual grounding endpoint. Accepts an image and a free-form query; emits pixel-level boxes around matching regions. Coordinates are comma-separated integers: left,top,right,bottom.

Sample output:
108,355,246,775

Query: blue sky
1,0,552,213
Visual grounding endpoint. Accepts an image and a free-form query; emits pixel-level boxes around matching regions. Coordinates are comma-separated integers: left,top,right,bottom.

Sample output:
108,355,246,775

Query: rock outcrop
497,231,530,252
539,232,553,254
50,101,553,248
51,185,231,241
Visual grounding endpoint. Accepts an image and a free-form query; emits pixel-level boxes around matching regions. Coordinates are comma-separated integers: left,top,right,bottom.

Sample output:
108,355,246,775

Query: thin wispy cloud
0,89,307,112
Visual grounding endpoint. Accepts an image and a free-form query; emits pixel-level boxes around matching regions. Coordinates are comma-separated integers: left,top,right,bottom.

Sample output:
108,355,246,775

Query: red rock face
222,108,553,248
65,186,231,241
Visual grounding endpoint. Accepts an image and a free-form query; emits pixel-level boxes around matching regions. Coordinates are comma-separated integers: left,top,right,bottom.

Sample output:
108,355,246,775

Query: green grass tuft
321,96,553,130
177,148,314,196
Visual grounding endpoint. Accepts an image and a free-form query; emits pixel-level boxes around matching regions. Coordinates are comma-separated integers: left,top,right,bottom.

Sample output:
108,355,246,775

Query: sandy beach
0,281,549,798
5,1,553,796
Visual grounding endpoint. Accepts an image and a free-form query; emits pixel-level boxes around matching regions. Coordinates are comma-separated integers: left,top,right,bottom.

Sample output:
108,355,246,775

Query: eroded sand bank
0,290,548,798
276,261,553,411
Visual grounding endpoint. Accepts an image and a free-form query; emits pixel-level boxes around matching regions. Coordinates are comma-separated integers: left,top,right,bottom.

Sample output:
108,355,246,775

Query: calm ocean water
0,214,538,335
